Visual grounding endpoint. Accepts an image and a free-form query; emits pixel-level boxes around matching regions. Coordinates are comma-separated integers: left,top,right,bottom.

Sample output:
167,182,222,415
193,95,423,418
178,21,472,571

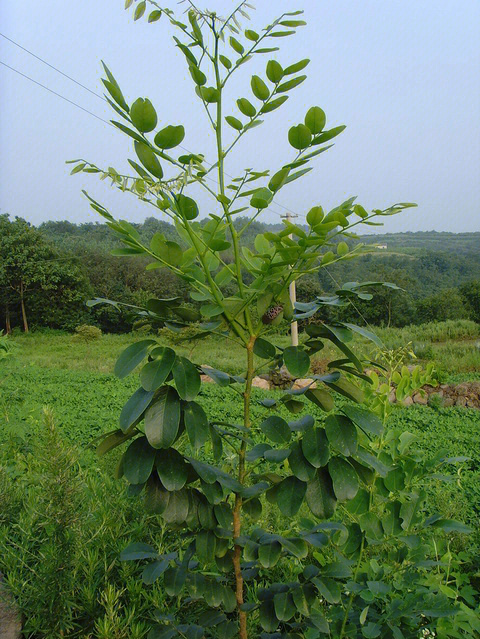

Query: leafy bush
74,324,102,342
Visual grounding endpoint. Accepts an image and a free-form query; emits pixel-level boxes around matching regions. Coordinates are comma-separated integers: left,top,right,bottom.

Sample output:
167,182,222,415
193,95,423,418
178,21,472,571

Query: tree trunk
20,281,29,333
5,302,11,334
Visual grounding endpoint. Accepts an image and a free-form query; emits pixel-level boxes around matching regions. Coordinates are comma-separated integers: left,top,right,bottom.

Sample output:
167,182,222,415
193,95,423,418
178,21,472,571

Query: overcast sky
1,0,479,233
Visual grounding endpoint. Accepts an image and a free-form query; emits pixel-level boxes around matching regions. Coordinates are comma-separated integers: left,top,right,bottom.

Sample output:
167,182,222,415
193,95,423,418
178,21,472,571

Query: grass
9,318,480,378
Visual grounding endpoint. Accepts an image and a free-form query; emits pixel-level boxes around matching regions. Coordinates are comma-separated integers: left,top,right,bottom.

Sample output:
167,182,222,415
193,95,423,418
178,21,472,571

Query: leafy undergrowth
1,347,479,636
2,362,479,533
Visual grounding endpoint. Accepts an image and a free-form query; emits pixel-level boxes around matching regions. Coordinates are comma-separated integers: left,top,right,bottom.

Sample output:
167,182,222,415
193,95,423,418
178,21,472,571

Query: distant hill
358,231,480,255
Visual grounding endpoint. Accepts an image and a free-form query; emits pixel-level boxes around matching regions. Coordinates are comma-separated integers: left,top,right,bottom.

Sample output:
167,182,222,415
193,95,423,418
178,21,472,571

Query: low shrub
74,324,102,342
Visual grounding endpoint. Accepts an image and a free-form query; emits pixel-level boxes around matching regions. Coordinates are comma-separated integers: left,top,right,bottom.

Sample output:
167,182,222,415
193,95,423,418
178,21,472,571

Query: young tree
0,214,91,332
72,3,471,638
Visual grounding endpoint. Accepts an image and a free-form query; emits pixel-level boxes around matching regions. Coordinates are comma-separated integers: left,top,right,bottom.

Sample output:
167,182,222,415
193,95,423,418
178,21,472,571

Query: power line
0,61,113,126
0,32,106,102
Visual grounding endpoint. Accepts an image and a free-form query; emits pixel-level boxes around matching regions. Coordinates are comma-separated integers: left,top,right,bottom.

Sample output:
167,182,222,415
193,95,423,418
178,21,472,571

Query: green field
1,324,479,637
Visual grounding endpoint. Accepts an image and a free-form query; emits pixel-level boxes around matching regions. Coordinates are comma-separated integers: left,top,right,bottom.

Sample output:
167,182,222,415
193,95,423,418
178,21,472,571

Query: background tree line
1,213,479,333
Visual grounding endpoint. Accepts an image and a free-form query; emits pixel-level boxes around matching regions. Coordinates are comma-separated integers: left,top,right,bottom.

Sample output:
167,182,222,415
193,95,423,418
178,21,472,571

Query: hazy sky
1,0,479,233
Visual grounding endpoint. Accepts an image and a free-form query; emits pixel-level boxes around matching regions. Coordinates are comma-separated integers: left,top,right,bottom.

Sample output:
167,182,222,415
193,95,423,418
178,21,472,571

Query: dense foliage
0,215,92,332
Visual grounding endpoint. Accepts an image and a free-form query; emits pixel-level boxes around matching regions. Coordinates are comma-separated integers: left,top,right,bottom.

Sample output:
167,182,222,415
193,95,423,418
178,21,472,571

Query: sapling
71,2,472,637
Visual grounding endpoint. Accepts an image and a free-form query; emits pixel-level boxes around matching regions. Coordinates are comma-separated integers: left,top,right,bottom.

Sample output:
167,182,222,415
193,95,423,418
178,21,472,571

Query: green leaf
162,489,189,525
292,585,311,616
196,530,217,563
258,541,282,568
134,1,146,20
313,577,341,604
268,167,290,193
144,386,181,448
274,592,296,622
283,346,310,377
253,337,276,359
172,356,201,401
154,125,185,149
305,388,335,412
201,366,230,386
305,107,326,134
145,474,170,514
259,600,278,632
119,542,157,561
219,54,232,69
70,163,85,174
111,120,145,143
359,512,384,540
123,436,156,484
243,497,262,520
266,60,284,83
102,79,129,111
277,75,306,92
183,401,209,450
174,194,198,220
237,98,256,117
269,30,296,37
260,415,291,444
280,19,307,26
306,206,324,226
429,519,473,534
225,116,243,131
245,29,259,41
325,414,358,456
114,339,155,379
229,36,244,54
384,467,405,492
341,405,384,437
283,59,310,75
134,141,164,179
343,322,383,347
328,457,359,501
190,66,207,86
288,124,312,150
153,240,183,266
306,468,337,518
382,501,403,536
130,97,157,132
289,442,316,481
345,488,370,516
140,347,176,391
251,75,270,101
96,430,136,457
200,86,220,103
164,565,187,595
148,10,162,23
260,95,288,113
276,476,307,516
302,428,330,467
155,448,188,491
141,559,168,585
312,125,346,145
214,503,233,528
250,187,273,209
119,387,154,432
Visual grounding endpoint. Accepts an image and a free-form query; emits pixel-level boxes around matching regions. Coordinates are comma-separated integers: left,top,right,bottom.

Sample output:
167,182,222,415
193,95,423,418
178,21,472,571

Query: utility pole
282,211,299,346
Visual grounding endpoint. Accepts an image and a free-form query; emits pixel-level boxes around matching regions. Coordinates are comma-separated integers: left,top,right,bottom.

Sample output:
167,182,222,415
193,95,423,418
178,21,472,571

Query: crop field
1,323,479,637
